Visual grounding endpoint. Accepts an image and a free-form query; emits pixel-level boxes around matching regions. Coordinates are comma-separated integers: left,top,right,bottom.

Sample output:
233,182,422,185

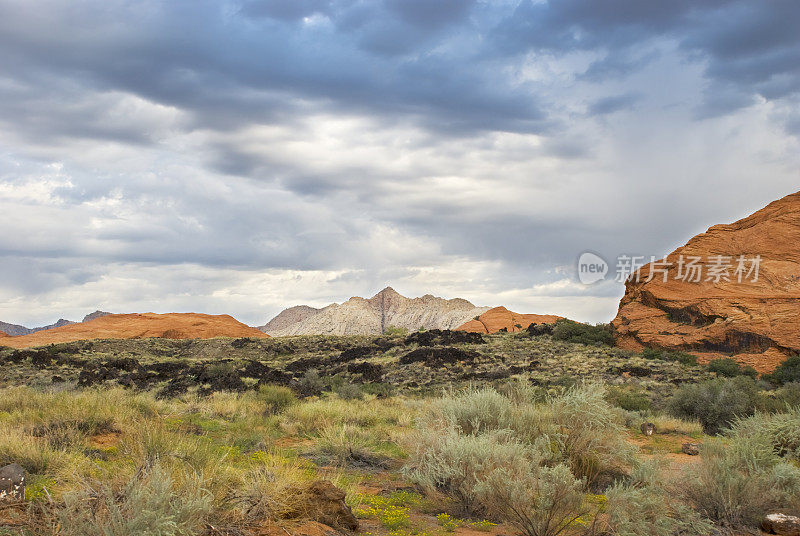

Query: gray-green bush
667,377,760,434
57,463,212,536
257,384,297,415
678,436,800,530
406,383,636,524
474,462,585,536
728,407,800,459
405,428,537,514
603,461,712,536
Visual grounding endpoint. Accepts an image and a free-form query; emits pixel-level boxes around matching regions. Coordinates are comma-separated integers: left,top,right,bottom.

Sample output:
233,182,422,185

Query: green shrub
606,386,651,412
708,358,757,378
775,382,800,408
57,463,212,536
641,347,698,366
297,369,325,396
678,436,800,531
361,382,395,398
334,381,364,401
384,325,409,336
667,377,760,434
763,355,800,385
551,319,614,346
257,384,297,415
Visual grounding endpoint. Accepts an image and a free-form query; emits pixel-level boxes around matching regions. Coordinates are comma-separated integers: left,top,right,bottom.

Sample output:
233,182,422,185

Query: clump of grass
56,462,212,536
315,423,385,466
606,385,651,412
647,415,703,437
257,384,298,415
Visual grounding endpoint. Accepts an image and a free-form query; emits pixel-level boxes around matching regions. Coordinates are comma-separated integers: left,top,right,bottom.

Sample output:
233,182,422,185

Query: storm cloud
0,0,798,326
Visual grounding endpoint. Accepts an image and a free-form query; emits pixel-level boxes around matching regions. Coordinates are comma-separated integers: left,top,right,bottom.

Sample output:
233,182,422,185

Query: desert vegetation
1,333,799,535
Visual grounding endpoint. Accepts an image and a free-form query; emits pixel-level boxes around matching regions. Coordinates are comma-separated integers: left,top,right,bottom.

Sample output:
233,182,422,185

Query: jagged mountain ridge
260,287,490,336
0,311,111,337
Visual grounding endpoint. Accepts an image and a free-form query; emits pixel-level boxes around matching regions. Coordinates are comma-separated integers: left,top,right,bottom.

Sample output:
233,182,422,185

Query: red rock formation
0,331,9,339
1,312,269,349
456,306,562,333
613,191,800,373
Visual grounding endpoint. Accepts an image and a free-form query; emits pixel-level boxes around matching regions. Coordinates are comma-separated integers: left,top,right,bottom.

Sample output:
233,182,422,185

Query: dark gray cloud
492,0,800,114
0,0,798,327
588,93,641,115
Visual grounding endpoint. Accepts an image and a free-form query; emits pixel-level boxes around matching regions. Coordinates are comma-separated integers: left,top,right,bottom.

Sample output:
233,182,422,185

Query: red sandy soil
457,306,562,334
0,312,269,348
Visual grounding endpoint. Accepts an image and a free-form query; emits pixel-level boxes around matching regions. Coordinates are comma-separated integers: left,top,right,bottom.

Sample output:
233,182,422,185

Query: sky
1,0,799,327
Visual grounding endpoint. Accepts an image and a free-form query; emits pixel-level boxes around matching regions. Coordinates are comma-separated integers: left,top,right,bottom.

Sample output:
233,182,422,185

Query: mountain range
259,287,490,336
0,310,110,337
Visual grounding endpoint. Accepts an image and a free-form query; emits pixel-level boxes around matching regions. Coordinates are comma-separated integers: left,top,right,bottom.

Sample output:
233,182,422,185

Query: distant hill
260,287,490,336
0,318,75,336
456,306,562,333
0,312,269,349
0,310,111,336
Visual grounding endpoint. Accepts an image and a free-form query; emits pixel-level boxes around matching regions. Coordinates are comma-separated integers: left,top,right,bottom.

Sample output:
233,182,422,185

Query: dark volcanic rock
399,346,479,367
404,329,485,347
347,362,384,382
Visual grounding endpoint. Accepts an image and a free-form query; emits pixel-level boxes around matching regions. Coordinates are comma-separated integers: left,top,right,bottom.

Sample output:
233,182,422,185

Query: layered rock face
1,312,269,348
261,287,489,336
456,306,562,333
613,191,800,373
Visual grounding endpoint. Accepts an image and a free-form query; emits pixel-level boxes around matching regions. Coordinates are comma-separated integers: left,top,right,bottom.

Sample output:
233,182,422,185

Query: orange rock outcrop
456,306,562,333
613,190,800,373
0,312,269,349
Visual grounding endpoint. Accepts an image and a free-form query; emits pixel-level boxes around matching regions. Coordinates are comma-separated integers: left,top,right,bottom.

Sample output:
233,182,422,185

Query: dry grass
0,386,412,534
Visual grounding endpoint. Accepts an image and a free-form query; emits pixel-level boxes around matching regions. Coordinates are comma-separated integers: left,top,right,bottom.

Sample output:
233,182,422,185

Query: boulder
613,191,800,373
762,513,800,535
302,480,358,532
0,463,26,501
681,443,700,456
